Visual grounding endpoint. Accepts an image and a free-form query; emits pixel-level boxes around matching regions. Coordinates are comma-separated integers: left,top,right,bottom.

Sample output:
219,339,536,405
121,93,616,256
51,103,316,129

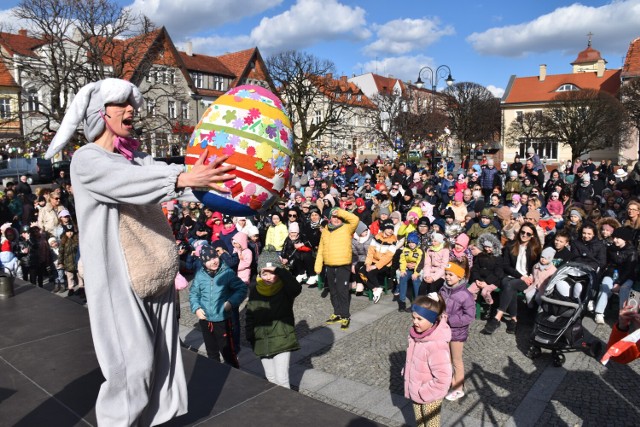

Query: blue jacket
189,264,247,322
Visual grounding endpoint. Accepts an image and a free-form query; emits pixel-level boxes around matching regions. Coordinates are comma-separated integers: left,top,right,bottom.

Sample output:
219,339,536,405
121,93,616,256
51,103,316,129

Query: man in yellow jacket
315,207,360,330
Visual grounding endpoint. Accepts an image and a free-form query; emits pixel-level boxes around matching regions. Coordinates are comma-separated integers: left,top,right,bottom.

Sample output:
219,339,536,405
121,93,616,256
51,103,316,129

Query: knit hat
379,206,391,216
480,208,493,218
245,225,260,237
541,247,556,261
510,170,518,178
443,207,455,219
527,147,535,155
417,216,431,227
390,211,402,220
199,245,218,264
407,211,419,221
45,78,144,159
445,261,465,278
355,198,365,207
500,161,508,170
569,209,582,219
431,233,445,244
413,172,421,182
612,226,634,242
288,222,300,233
355,221,369,235
455,233,469,248
454,192,463,202
380,220,394,232
223,215,234,224
551,191,559,198
525,210,541,222
407,232,420,245
257,247,282,271
494,206,512,222
512,194,521,202
323,194,335,207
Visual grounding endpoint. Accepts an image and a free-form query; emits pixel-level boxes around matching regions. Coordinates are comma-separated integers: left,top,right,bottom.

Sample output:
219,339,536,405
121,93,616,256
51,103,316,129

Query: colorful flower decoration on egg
185,85,293,216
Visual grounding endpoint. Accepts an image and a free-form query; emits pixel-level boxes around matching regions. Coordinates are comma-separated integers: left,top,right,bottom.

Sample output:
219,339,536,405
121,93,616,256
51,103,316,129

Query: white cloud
356,55,436,84
0,8,37,33
486,85,505,98
249,0,370,53
363,17,455,56
126,0,282,38
468,1,640,57
175,0,370,57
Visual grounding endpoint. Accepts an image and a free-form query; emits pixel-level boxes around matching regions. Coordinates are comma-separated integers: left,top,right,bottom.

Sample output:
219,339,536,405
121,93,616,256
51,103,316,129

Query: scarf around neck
256,277,283,296
100,111,140,160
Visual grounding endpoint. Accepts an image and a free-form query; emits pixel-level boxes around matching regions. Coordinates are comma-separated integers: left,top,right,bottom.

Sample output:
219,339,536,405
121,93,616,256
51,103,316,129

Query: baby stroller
526,262,597,366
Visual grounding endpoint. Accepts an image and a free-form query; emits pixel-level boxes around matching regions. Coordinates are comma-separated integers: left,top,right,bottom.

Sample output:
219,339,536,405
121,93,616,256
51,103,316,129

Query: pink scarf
100,111,140,160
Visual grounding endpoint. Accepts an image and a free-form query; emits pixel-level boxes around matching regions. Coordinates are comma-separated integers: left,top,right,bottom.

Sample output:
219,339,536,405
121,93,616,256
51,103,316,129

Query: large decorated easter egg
185,85,293,216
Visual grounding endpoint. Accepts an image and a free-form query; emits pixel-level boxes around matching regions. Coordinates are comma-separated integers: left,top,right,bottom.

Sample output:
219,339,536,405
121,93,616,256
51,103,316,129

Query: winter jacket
570,237,606,271
189,264,248,322
469,252,504,286
60,236,80,272
219,225,238,253
440,281,475,342
315,209,360,271
404,321,452,404
399,246,424,273
502,241,538,278
480,166,498,190
423,246,450,282
352,232,373,264
503,179,522,202
531,263,556,292
265,223,288,251
245,267,301,358
603,242,637,284
466,223,499,243
232,232,252,283
365,232,398,269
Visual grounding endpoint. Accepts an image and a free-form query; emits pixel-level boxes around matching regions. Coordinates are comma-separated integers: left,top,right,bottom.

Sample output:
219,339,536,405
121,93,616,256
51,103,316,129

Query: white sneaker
372,288,383,303
306,275,318,285
445,390,465,401
587,300,594,312
594,313,605,325
296,274,307,282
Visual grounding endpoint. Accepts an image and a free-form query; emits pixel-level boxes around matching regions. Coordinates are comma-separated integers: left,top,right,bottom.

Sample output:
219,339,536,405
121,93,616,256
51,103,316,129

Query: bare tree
504,111,548,148
266,50,357,165
442,82,500,150
0,0,187,157
620,77,640,159
542,89,629,162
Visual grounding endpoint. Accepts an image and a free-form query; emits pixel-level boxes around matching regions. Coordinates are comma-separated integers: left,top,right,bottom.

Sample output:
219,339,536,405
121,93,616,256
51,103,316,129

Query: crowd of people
0,172,84,297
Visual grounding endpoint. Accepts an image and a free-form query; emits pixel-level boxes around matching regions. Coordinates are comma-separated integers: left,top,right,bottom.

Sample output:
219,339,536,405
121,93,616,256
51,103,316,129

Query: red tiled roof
0,31,44,57
622,37,640,79
178,51,235,76
309,74,376,108
503,69,621,104
371,74,408,96
0,59,18,87
216,48,258,87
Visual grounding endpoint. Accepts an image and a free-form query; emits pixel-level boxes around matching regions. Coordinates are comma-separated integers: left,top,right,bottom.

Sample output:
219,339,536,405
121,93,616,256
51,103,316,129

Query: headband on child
412,304,439,323
445,262,465,278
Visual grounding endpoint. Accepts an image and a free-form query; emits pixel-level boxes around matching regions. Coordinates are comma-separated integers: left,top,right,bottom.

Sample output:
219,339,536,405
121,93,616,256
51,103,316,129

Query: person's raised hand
178,151,236,192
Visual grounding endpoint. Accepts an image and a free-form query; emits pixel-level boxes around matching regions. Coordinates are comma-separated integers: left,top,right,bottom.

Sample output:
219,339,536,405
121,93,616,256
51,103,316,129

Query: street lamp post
415,65,454,172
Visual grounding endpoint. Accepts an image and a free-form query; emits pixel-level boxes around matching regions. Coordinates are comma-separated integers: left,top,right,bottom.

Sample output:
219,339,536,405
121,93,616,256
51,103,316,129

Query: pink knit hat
455,233,469,249
454,192,463,202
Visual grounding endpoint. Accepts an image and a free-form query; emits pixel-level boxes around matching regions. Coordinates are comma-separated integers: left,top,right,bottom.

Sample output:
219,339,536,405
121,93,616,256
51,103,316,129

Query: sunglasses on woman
520,230,533,237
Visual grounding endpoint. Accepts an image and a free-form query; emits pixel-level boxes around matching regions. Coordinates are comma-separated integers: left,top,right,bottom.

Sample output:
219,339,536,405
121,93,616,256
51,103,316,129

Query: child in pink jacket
526,247,557,306
420,233,450,294
232,232,252,284
404,293,452,427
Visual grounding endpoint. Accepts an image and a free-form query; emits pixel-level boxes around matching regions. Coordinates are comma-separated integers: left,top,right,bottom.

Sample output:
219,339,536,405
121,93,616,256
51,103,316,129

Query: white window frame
181,101,189,120
146,99,156,117
0,98,11,118
168,100,177,119
26,89,39,112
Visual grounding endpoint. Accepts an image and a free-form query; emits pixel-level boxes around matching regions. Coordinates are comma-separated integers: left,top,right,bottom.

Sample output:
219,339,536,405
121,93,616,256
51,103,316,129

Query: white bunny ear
427,292,439,302
45,82,97,159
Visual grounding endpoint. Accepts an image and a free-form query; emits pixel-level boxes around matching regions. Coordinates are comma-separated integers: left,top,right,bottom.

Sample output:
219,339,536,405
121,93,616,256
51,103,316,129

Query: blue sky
2,0,640,97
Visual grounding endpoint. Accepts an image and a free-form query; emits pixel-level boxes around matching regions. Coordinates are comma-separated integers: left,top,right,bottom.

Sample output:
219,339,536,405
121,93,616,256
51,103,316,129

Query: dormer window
556,84,579,92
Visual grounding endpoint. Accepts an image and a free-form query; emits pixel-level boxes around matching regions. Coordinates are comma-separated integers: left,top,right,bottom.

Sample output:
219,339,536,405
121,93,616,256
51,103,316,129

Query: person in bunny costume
45,78,235,425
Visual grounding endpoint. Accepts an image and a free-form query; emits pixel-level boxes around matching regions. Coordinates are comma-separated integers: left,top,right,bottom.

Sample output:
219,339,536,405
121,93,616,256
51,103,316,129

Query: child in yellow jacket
398,232,423,312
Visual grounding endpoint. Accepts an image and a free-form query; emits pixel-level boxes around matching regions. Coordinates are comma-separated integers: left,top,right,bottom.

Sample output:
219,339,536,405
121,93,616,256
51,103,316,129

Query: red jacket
404,320,452,404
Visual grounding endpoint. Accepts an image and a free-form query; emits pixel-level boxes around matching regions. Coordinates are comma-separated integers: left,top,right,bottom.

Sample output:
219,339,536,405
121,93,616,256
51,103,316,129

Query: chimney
539,64,547,81
326,73,333,80
186,41,193,56
18,29,27,37
340,75,348,82
596,59,605,77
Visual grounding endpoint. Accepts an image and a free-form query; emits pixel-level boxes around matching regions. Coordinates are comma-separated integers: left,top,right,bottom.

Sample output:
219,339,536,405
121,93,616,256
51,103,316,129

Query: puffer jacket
315,209,360,271
232,232,252,284
265,223,288,251
439,280,475,342
245,267,301,358
603,242,637,284
399,246,424,273
352,232,373,263
189,263,248,322
365,232,398,269
404,320,452,404
469,234,503,285
570,237,606,271
423,246,450,282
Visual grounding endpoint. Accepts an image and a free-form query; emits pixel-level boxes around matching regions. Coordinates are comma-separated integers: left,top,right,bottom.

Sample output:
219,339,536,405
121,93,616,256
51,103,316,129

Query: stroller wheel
526,346,542,359
552,352,566,367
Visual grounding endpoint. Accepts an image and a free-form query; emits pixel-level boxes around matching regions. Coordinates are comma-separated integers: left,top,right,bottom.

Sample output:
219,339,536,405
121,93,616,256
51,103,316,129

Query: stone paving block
302,325,338,345
316,377,375,406
291,337,332,364
242,358,265,376
354,389,409,421
297,368,337,392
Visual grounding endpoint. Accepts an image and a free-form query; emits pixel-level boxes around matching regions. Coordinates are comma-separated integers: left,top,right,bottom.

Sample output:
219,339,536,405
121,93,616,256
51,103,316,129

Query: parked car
0,158,53,186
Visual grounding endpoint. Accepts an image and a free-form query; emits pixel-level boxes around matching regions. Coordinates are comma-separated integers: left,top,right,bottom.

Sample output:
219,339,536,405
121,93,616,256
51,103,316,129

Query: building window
357,94,362,102
314,110,322,125
168,101,177,119
146,99,156,117
0,98,11,118
346,92,352,100
519,139,558,161
213,76,224,91
516,111,523,123
168,70,175,85
26,89,39,112
191,72,203,89
556,84,579,92
181,102,189,120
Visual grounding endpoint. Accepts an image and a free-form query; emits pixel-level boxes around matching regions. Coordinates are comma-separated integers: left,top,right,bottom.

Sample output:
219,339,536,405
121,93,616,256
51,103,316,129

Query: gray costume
71,144,188,425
